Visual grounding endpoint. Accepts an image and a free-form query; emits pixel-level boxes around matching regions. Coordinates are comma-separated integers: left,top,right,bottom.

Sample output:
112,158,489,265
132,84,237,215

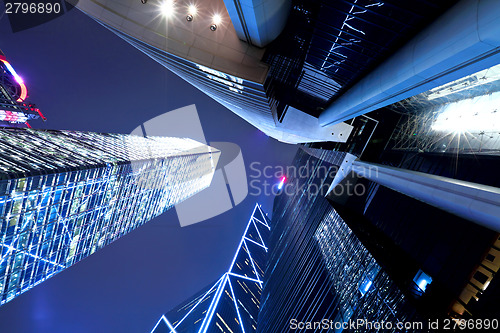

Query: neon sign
0,55,28,102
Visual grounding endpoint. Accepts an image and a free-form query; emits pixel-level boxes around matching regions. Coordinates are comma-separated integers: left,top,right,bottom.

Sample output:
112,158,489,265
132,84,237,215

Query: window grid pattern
315,209,418,331
0,128,218,305
258,149,420,332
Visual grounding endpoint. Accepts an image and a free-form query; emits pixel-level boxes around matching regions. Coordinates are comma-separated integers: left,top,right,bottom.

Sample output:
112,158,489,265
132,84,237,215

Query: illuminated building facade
75,0,360,144
0,128,219,306
0,50,45,128
257,149,422,333
339,63,500,319
385,62,500,157
305,60,500,318
296,35,500,320
151,203,270,333
74,0,479,144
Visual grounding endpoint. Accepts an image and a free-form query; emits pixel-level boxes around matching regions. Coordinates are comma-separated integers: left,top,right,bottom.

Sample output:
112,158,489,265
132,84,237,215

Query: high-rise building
148,142,500,333
0,50,45,128
301,52,500,320
151,203,270,333
257,148,422,333
322,78,500,320
74,0,497,146
70,0,500,326
289,119,500,323
73,0,353,144
0,128,219,306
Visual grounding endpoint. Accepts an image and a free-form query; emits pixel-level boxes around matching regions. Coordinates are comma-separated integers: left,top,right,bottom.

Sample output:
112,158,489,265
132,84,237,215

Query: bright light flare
418,279,428,291
483,280,491,290
432,91,500,133
277,176,286,190
160,0,175,18
212,13,222,25
188,4,197,16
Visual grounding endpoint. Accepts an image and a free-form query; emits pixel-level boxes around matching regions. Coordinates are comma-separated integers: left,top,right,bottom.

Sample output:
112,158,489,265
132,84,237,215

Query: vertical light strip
243,240,263,286
228,276,247,333
173,275,225,330
199,273,229,333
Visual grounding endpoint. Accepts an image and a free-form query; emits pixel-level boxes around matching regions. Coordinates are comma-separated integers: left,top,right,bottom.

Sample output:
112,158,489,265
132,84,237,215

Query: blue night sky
0,6,298,333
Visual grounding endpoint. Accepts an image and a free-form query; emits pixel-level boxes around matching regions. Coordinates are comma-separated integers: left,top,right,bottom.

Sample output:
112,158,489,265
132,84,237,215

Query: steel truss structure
151,203,270,333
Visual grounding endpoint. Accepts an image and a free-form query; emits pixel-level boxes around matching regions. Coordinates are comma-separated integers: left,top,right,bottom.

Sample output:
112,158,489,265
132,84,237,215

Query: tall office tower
0,50,45,128
75,0,468,144
316,56,500,320
151,203,270,333
0,128,219,306
74,0,349,144
257,149,423,333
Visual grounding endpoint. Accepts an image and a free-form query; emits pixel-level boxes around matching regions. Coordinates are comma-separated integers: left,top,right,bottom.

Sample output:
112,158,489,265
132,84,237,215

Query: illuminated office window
0,128,219,306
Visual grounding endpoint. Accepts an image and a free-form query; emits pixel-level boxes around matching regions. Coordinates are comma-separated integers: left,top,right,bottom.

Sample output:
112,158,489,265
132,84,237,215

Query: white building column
223,0,291,47
320,0,500,126
350,161,500,232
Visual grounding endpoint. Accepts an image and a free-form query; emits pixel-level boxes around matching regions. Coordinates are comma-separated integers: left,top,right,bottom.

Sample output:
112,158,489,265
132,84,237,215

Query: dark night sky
0,6,298,333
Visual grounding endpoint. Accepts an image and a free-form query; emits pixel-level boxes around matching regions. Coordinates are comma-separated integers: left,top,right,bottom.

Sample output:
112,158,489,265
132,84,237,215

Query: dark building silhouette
258,149,425,332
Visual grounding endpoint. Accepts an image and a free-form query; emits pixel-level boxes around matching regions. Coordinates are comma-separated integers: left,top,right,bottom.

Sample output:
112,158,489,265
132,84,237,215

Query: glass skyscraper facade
93,21,290,144
151,203,270,333
0,128,219,306
331,60,500,320
315,209,419,329
257,148,420,332
75,0,459,144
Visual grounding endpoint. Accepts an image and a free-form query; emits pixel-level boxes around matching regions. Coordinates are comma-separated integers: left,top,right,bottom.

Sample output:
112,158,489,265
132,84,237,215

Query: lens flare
277,176,286,190
188,4,197,16
212,13,222,25
160,0,175,18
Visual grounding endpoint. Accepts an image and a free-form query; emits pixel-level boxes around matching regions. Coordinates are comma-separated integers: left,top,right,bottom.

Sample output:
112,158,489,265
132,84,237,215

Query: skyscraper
74,0,363,144
151,203,270,333
0,128,219,306
257,148,422,333
323,80,500,320
65,0,500,327
73,0,487,145
0,50,45,128
306,54,500,320
285,108,500,323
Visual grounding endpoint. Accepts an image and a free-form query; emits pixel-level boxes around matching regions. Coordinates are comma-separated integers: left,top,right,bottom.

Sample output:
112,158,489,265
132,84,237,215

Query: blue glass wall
257,148,419,332
0,128,218,305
